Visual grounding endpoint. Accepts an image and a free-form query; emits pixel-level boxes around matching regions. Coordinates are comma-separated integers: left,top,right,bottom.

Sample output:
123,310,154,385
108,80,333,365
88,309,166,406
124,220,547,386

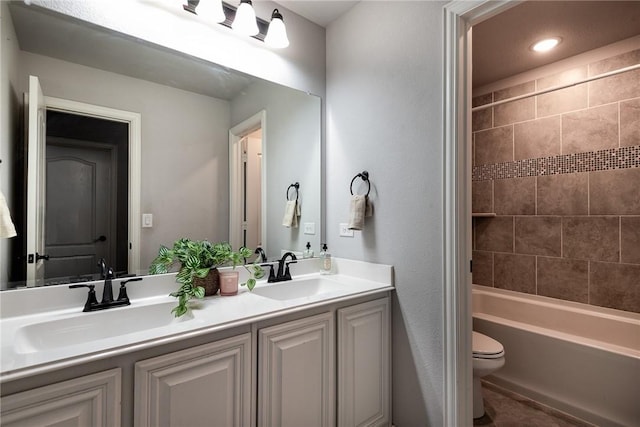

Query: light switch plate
339,223,354,237
303,222,315,235
142,213,153,228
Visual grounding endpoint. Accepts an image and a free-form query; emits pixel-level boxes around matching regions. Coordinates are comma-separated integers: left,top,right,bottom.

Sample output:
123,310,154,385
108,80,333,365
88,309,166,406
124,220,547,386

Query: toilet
472,331,505,418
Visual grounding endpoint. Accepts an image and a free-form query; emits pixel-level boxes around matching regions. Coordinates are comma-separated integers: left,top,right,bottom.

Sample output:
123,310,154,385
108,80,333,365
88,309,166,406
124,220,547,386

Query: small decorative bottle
319,243,332,274
303,242,314,258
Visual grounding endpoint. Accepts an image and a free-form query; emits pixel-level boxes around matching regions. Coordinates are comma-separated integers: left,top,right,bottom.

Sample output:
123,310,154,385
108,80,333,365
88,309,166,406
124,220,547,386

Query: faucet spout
276,252,297,281
101,267,114,304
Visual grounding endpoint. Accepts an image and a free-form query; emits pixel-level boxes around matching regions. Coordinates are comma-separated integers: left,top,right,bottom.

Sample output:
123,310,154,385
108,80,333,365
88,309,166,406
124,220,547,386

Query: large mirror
1,2,321,289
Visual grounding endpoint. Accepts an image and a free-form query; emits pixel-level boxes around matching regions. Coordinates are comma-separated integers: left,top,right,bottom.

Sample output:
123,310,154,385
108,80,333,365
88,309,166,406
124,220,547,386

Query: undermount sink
14,301,184,354
251,277,345,301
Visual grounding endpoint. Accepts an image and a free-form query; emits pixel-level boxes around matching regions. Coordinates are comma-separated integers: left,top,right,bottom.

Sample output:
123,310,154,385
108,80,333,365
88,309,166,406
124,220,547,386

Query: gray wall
17,51,231,270
326,2,446,425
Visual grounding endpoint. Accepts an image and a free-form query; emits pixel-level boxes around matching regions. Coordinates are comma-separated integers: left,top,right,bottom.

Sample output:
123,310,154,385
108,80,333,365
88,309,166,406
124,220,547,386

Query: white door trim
229,110,266,252
44,96,142,275
442,1,518,425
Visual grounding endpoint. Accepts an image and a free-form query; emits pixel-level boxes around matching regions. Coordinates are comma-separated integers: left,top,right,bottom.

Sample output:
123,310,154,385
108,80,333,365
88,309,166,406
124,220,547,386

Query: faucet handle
69,284,99,312
283,261,297,281
117,277,143,301
261,263,276,283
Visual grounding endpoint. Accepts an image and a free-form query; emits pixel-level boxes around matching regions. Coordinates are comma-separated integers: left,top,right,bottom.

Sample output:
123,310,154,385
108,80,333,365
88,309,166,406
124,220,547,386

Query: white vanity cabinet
134,333,252,427
0,369,121,427
258,312,335,427
337,297,391,427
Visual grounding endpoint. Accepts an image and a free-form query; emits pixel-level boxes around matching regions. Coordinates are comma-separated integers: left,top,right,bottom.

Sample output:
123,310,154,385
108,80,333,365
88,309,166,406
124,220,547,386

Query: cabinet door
0,369,121,427
258,312,335,427
135,333,252,427
338,297,390,427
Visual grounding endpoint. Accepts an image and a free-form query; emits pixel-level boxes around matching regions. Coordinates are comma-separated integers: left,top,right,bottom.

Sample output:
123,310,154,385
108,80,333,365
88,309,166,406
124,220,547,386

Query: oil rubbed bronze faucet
69,267,142,312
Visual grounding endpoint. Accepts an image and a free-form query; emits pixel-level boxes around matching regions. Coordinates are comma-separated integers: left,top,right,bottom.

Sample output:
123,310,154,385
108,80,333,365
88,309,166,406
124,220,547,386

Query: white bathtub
472,285,640,427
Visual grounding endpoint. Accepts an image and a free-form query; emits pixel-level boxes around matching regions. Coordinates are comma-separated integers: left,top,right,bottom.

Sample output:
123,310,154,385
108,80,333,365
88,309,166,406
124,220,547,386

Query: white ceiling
273,0,359,27
473,1,640,87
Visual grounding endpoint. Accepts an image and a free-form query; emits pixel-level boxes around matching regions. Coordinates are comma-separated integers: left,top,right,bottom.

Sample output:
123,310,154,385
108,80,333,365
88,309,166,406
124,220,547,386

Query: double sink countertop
0,258,393,383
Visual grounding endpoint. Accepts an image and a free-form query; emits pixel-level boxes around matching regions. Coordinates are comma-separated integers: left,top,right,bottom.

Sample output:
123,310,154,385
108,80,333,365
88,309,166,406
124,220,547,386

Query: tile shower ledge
0,258,394,382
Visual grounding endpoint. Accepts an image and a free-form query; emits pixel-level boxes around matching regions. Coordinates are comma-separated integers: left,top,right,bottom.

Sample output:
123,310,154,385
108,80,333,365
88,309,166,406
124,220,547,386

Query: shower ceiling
473,1,640,87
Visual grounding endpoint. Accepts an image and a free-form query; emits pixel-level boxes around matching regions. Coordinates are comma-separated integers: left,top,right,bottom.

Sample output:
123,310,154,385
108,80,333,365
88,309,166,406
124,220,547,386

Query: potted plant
149,239,264,317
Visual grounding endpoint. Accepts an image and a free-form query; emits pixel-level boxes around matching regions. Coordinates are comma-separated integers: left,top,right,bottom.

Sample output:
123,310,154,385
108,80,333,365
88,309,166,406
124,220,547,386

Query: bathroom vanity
0,258,393,427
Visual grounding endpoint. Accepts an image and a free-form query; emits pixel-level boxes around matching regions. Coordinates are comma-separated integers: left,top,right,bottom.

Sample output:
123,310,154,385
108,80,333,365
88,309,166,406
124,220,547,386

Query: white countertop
0,258,393,383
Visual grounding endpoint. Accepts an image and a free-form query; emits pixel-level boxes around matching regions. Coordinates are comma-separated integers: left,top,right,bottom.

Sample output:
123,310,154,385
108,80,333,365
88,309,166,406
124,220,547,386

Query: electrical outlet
303,222,316,235
339,223,354,237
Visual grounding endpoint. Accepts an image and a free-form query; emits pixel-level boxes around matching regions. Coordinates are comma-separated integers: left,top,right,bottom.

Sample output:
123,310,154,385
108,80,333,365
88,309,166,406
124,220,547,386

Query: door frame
44,96,142,275
229,110,266,252
442,1,517,424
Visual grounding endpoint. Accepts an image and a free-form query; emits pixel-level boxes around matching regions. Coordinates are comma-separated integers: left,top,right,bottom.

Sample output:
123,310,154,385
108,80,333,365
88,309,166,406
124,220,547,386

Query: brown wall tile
537,67,588,117
475,126,513,165
621,216,640,264
589,49,640,106
590,262,640,313
589,49,640,75
563,217,619,262
473,108,492,132
515,216,561,257
620,98,640,147
537,257,588,303
514,116,561,160
494,81,535,127
494,81,535,101
494,177,535,215
472,251,493,286
562,104,618,154
495,98,535,127
472,180,493,214
473,93,492,108
590,168,640,215
537,173,588,215
494,253,536,294
475,216,514,253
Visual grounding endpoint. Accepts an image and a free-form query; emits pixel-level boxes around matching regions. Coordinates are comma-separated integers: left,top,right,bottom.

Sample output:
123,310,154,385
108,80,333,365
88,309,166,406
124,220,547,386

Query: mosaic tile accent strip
473,145,640,181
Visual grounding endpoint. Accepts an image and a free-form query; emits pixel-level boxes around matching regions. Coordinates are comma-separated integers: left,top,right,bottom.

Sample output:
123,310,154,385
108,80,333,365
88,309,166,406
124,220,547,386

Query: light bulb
531,37,561,53
265,9,289,48
197,0,226,24
232,0,259,37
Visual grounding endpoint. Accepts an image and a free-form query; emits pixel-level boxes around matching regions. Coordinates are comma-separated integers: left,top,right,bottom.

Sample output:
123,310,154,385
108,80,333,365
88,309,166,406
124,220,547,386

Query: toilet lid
472,331,504,359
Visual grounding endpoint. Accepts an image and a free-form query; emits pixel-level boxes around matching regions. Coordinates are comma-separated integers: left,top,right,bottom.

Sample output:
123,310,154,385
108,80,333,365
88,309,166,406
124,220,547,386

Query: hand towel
282,200,300,228
0,191,17,238
348,195,366,230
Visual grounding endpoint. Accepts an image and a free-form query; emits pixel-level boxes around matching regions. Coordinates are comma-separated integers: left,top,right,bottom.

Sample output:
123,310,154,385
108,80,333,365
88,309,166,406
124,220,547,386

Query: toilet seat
472,331,504,359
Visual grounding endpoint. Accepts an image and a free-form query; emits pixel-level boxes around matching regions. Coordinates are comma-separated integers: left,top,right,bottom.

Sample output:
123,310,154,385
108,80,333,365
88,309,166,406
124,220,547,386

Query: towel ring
286,182,299,201
350,171,370,196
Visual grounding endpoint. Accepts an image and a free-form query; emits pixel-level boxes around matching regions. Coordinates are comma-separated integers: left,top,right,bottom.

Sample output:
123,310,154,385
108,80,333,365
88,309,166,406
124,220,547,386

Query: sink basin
14,301,184,354
251,278,344,301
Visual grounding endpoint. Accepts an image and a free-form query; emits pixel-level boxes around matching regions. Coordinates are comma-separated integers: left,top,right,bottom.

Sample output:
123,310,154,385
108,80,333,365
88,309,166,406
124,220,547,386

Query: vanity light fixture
531,37,562,53
265,8,290,48
232,0,259,36
183,0,225,23
183,0,289,48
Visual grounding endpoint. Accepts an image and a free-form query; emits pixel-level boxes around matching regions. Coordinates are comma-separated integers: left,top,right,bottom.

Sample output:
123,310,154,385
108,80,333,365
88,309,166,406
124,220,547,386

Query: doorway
44,110,128,283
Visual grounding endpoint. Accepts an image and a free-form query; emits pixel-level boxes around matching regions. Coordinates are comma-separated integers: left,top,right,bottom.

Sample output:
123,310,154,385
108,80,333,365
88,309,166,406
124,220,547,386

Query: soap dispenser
319,243,332,274
303,242,314,259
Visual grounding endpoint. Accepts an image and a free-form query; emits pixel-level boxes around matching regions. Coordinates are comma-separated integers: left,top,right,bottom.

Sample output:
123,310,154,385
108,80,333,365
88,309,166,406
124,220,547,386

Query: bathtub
472,285,640,427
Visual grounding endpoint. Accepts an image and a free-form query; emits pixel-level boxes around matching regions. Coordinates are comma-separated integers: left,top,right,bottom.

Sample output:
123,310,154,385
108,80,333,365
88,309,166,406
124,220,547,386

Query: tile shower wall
472,48,640,314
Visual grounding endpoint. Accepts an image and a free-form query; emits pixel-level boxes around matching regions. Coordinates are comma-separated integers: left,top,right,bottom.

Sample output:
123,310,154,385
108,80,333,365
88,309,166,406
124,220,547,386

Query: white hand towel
0,191,17,238
282,200,300,228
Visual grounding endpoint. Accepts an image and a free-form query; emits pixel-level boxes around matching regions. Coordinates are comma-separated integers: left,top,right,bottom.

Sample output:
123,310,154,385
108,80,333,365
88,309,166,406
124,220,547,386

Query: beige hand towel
0,191,17,238
348,195,366,230
282,200,300,228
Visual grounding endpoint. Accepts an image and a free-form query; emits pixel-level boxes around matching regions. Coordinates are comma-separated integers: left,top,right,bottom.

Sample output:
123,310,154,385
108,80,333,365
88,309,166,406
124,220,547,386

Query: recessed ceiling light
531,37,562,53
